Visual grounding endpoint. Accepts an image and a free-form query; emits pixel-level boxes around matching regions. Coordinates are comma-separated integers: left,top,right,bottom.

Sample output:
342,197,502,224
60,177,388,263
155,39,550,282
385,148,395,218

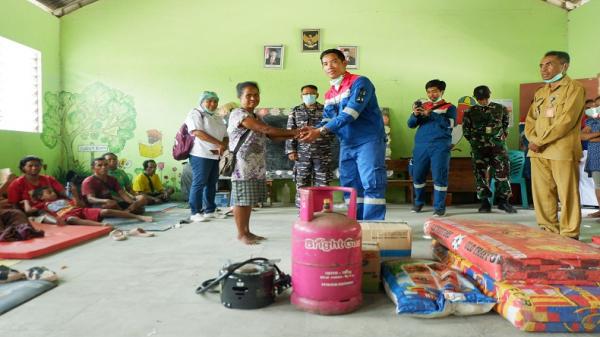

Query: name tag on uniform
485,126,492,134
545,107,555,118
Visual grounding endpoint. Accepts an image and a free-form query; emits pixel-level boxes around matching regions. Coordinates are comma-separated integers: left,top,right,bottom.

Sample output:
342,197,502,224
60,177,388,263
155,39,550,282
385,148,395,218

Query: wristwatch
319,127,329,136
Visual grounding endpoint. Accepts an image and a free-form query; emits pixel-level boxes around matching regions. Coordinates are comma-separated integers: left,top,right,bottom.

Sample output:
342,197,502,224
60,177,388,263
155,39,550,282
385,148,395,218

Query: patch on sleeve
356,88,367,103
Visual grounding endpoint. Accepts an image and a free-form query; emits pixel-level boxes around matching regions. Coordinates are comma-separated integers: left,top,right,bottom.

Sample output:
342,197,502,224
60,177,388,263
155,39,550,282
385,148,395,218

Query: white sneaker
190,213,208,222
204,212,226,219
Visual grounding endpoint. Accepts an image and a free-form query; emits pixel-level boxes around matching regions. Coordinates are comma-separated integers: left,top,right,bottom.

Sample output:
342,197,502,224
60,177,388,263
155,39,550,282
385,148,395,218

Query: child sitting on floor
25,186,152,226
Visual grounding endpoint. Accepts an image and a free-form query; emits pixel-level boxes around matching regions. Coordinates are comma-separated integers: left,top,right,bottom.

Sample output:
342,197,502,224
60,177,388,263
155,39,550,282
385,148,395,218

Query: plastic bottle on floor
281,183,291,205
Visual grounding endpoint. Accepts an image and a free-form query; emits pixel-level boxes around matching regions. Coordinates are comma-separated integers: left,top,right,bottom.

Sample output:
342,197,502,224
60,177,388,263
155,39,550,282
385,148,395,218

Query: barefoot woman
228,82,298,245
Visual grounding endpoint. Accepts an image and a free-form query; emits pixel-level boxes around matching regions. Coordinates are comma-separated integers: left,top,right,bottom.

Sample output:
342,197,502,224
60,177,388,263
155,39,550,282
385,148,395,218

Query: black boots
478,198,491,213
498,199,517,213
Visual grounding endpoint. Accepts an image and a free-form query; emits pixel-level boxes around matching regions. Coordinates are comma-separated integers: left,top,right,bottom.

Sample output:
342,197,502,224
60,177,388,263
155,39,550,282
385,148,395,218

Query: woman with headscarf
228,81,299,245
186,91,228,222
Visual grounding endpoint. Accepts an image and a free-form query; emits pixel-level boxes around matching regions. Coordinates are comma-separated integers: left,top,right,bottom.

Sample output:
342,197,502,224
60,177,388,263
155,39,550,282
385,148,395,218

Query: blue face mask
302,94,317,106
544,72,564,83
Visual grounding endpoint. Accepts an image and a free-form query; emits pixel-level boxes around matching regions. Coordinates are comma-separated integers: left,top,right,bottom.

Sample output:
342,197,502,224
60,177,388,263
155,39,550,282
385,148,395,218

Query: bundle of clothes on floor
0,209,44,242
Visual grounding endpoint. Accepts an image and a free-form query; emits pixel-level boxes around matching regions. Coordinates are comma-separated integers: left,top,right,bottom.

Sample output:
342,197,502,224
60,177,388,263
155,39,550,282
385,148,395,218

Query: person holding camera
407,79,456,217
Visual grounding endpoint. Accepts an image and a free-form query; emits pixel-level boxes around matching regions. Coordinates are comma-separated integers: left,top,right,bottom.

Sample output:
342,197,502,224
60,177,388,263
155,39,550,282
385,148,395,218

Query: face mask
302,94,317,106
202,105,215,115
431,97,442,103
585,107,599,118
544,72,564,83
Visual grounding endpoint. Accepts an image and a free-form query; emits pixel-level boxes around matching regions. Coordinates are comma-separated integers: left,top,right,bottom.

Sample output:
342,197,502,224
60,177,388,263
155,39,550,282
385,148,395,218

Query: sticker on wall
139,129,163,158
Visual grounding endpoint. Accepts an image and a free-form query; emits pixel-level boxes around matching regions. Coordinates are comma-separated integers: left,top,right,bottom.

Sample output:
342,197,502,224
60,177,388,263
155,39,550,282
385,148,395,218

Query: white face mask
302,94,317,106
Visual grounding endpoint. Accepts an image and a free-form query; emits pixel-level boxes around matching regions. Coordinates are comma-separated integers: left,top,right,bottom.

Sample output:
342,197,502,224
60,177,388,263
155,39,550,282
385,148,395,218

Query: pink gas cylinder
291,186,362,315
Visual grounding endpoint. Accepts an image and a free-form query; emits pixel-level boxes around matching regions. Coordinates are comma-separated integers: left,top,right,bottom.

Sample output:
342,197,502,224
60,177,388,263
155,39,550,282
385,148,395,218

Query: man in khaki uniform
525,51,585,239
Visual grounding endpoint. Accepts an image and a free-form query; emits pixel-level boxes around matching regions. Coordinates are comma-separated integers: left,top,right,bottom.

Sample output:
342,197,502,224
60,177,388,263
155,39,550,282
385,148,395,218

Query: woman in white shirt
185,91,227,222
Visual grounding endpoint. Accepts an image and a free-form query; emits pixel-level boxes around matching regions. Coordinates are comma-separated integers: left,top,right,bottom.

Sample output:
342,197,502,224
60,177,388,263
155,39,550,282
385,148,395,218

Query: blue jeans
189,155,220,214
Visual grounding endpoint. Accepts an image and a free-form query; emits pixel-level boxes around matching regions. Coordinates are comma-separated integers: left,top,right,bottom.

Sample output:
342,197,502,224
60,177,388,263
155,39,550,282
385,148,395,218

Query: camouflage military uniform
463,102,512,201
286,102,334,205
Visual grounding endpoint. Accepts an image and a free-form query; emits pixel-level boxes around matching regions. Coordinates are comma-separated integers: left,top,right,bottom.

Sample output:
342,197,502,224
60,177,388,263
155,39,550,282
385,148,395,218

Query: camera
414,100,423,108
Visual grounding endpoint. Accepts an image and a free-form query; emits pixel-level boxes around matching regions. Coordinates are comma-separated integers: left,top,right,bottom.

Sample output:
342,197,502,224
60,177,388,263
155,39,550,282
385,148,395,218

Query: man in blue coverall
299,48,387,220
408,79,456,216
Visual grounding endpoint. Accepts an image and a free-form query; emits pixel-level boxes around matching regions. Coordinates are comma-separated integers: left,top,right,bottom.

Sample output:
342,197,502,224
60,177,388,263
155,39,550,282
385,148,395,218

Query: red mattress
0,223,111,259
424,218,600,284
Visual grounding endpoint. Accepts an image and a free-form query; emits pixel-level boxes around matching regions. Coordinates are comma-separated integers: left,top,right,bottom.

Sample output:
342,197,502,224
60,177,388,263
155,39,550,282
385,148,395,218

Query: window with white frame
0,35,42,133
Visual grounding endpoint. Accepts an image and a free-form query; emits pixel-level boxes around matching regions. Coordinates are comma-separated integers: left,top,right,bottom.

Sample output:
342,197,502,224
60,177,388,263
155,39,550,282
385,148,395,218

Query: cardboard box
361,242,380,293
360,222,412,261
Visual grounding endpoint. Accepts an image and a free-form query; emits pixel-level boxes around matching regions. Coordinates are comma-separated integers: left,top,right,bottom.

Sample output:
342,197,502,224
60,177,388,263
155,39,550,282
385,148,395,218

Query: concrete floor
1,204,599,337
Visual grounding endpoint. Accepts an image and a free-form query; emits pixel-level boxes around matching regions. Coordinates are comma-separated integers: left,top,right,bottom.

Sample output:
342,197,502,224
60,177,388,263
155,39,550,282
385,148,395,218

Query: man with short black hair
463,85,515,213
81,158,147,214
103,152,133,195
525,50,585,239
300,49,386,220
132,159,174,204
408,79,456,217
286,85,334,207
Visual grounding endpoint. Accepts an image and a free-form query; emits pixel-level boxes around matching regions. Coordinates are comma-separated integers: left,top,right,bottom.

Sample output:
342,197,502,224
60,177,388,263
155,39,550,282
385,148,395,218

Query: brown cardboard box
361,242,380,293
360,222,412,261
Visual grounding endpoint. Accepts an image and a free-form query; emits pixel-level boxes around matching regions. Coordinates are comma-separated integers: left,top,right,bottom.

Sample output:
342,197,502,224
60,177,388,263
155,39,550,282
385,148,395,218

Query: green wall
0,0,61,174
58,0,567,172
1,0,571,189
568,0,600,82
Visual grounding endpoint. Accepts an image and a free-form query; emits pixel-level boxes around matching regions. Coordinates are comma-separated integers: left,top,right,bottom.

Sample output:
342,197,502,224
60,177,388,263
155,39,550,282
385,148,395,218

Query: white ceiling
27,0,592,17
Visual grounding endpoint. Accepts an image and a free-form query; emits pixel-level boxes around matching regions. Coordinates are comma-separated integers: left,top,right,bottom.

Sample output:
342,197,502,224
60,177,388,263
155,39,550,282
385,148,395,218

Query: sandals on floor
24,266,58,283
110,229,128,241
128,227,154,237
0,265,25,284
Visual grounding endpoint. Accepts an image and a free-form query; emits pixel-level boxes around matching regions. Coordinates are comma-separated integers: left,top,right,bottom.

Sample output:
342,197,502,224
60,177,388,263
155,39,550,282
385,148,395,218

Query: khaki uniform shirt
524,75,585,161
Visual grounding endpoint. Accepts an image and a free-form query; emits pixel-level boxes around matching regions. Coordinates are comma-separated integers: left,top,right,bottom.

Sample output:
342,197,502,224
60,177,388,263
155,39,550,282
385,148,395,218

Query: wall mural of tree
40,82,137,180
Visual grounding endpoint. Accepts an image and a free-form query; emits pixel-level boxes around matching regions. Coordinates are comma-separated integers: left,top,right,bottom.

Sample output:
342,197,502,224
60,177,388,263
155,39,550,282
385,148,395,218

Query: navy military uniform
463,102,512,203
286,102,334,206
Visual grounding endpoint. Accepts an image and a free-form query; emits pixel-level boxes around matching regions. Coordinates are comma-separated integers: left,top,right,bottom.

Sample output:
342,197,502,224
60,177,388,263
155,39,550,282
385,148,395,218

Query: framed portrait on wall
337,46,358,69
301,29,320,52
264,45,284,69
